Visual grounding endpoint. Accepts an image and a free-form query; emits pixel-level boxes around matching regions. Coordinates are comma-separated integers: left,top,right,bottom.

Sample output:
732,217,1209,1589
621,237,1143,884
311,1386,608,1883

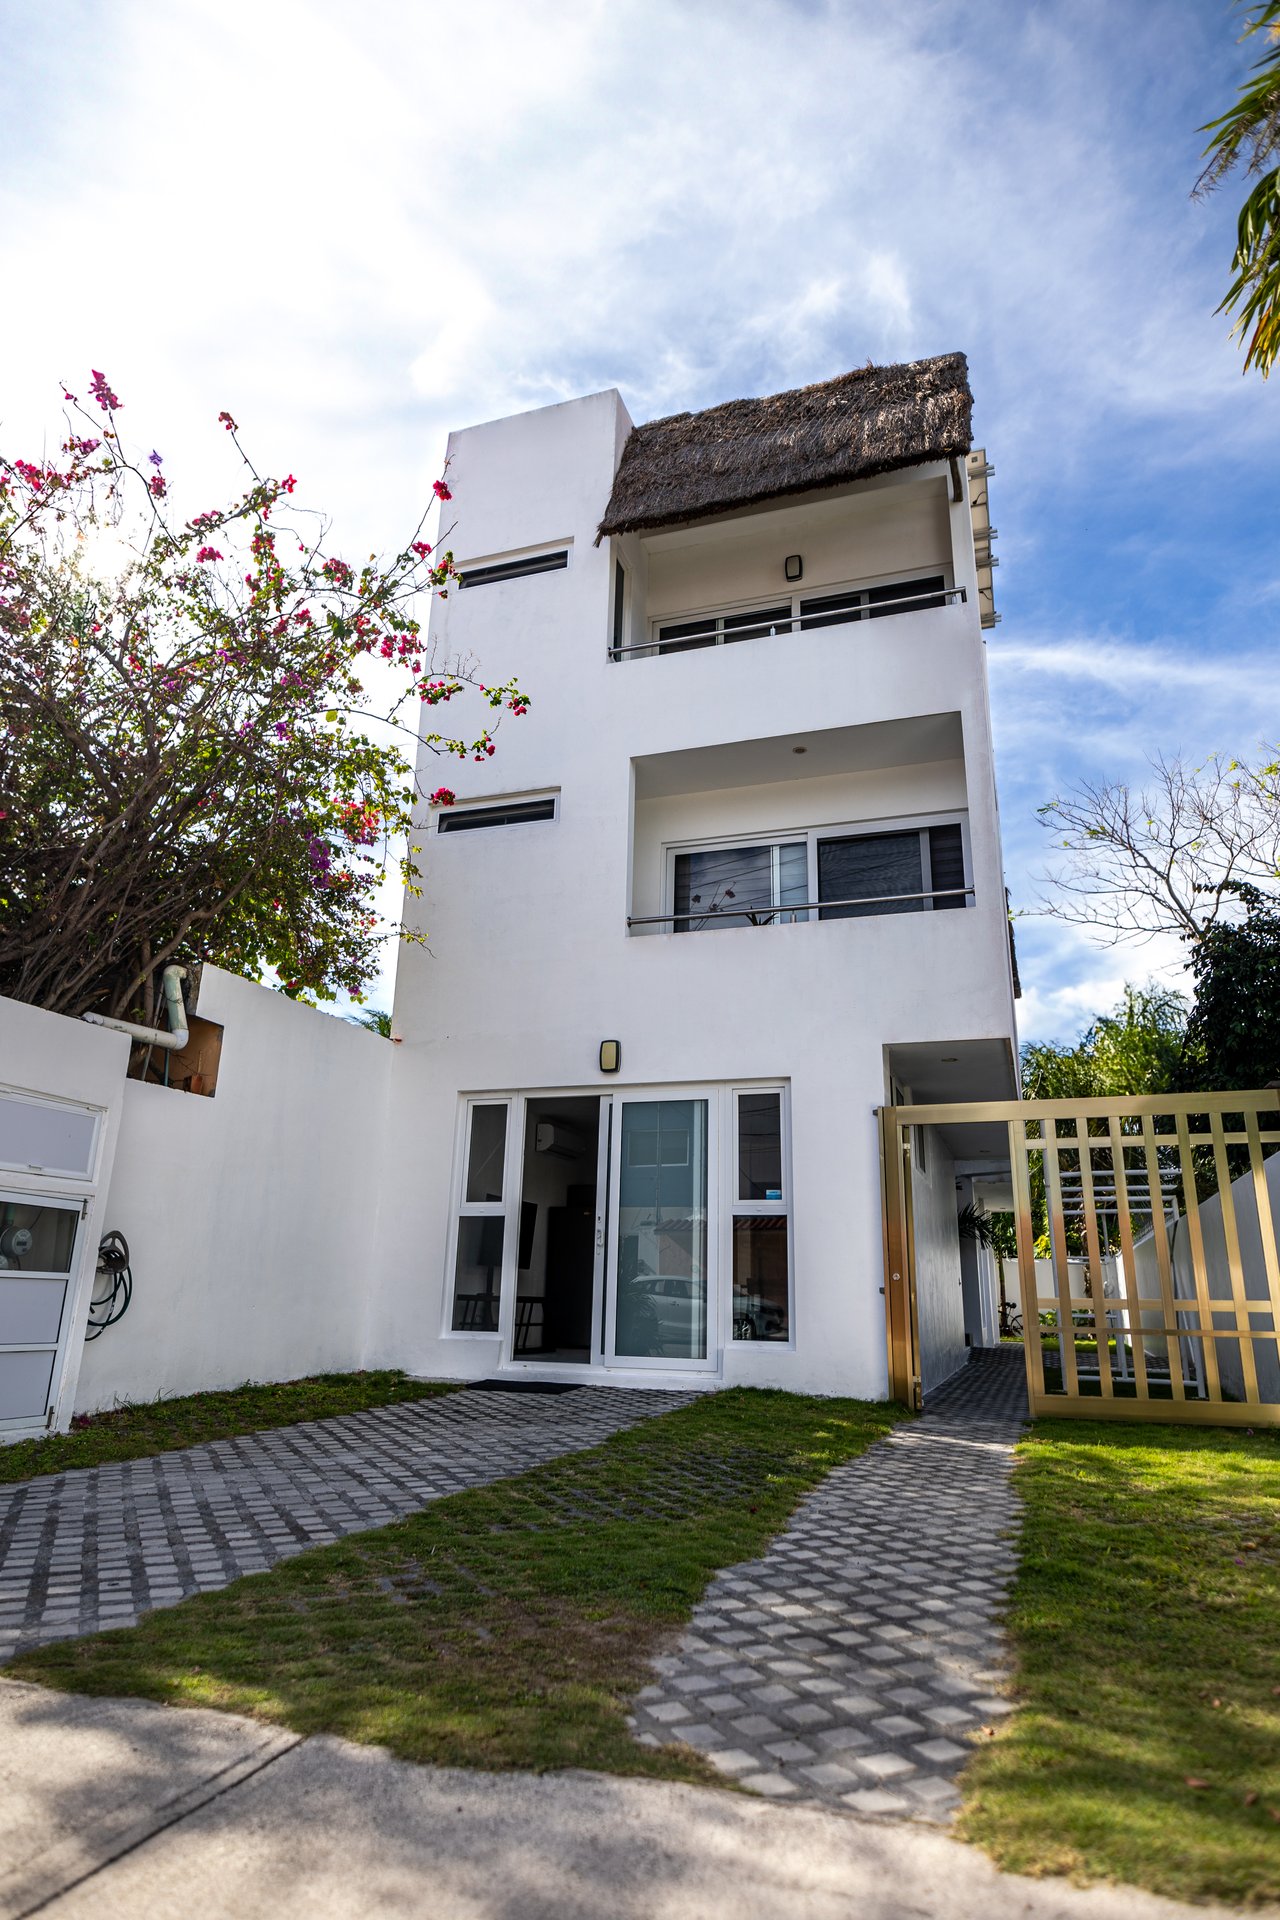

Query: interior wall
516,1098,598,1304
910,1127,968,1394
76,966,392,1412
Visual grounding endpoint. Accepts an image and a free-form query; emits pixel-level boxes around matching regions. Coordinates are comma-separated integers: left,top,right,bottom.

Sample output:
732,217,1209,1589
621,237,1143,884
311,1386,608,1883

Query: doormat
462,1378,585,1395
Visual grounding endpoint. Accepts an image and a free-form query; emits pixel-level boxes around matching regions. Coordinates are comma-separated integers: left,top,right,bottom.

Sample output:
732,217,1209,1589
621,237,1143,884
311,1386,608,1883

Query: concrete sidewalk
0,1680,1262,1920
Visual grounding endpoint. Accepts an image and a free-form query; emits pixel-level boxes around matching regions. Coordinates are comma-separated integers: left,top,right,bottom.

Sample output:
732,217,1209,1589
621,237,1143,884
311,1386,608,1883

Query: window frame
443,1096,517,1339
458,546,571,589
436,792,559,835
647,565,953,657
727,1083,794,1348
671,838,810,932
610,557,628,662
660,811,971,931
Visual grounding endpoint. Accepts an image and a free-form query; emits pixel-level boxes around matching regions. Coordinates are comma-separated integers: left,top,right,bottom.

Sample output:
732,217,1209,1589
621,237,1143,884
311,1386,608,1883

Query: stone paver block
841,1786,913,1815
738,1771,798,1797
913,1737,970,1765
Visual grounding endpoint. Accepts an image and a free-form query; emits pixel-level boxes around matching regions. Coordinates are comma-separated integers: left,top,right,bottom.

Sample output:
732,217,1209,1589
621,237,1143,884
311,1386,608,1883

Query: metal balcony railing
626,885,975,929
609,583,966,661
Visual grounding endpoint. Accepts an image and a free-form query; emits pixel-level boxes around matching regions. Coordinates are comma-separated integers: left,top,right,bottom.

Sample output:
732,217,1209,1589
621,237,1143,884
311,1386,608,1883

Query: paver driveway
0,1384,693,1664
630,1348,1028,1822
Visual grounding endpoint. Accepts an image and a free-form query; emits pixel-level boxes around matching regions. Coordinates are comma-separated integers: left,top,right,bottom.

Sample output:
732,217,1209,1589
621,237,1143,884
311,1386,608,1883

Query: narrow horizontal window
438,798,557,833
459,550,569,589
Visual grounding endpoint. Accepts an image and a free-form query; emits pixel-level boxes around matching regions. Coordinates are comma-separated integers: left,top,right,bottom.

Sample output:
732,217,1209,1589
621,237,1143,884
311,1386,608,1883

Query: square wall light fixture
784,554,803,582
599,1040,621,1074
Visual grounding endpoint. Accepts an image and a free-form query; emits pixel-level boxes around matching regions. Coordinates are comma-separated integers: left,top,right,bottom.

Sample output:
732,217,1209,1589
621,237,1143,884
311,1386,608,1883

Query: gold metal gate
878,1090,1280,1426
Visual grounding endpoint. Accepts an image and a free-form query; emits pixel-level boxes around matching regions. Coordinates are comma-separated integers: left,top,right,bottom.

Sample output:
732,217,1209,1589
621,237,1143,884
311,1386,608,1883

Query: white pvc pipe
83,965,189,1050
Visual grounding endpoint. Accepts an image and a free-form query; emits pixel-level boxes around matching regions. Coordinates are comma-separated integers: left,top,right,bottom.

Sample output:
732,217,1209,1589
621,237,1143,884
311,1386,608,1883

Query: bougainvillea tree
0,373,526,1021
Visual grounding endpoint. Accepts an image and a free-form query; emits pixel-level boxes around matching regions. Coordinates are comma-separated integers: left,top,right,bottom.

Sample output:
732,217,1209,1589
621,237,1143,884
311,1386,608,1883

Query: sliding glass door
606,1096,714,1369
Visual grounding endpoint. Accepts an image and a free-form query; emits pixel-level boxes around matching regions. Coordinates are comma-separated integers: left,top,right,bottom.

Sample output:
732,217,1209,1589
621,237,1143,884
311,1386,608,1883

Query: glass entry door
0,1192,82,1429
508,1094,610,1366
606,1097,714,1369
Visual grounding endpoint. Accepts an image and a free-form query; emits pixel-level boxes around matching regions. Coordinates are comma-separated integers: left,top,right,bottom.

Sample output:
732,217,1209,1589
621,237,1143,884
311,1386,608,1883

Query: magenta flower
89,370,121,411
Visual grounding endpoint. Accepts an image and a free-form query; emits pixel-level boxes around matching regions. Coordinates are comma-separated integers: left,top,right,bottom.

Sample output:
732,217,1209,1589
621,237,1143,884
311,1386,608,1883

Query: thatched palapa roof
597,351,972,540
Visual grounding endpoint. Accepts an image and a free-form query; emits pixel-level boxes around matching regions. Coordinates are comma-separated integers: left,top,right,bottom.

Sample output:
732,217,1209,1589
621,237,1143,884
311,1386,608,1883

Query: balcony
610,576,964,662
629,713,973,937
608,466,964,666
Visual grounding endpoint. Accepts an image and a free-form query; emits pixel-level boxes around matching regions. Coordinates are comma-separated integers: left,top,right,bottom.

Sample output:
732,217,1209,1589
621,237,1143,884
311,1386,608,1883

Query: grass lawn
958,1417,1280,1909
8,1388,903,1781
0,1371,457,1487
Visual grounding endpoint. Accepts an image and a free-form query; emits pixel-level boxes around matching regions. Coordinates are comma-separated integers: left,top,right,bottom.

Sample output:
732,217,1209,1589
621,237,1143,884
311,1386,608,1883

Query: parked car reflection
616,1274,706,1358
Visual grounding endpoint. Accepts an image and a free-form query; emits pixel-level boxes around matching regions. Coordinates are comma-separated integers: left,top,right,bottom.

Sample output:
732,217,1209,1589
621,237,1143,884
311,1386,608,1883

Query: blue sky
3,0,1277,1042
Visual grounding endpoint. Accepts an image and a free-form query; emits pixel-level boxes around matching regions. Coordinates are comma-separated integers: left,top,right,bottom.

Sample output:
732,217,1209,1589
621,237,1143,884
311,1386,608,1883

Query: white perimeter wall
74,966,392,1413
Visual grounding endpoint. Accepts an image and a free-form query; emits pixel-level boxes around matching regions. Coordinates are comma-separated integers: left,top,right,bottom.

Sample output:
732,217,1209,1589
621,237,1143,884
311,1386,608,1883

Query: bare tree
1037,751,1280,944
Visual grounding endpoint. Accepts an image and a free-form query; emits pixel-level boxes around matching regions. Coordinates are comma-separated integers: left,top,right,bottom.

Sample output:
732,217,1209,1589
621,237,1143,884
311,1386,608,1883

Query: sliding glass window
817,823,969,920
673,842,808,931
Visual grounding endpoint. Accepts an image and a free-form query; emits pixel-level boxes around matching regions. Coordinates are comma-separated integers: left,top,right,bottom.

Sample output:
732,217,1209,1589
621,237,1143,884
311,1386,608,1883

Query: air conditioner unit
535,1120,587,1159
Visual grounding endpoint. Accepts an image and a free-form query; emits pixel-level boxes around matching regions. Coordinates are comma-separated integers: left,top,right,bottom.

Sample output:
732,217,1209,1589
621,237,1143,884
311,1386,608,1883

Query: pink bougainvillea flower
195,546,223,563
218,409,238,433
428,787,456,807
432,479,452,501
89,370,121,410
411,540,432,559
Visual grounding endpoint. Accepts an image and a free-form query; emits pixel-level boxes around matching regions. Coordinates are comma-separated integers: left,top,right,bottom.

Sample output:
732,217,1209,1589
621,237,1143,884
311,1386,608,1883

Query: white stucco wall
370,386,1019,1400
75,966,392,1412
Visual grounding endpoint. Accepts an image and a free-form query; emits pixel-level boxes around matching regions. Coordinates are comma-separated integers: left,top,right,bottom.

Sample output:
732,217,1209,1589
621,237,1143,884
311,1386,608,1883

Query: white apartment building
372,352,1020,1401
0,355,1019,1439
